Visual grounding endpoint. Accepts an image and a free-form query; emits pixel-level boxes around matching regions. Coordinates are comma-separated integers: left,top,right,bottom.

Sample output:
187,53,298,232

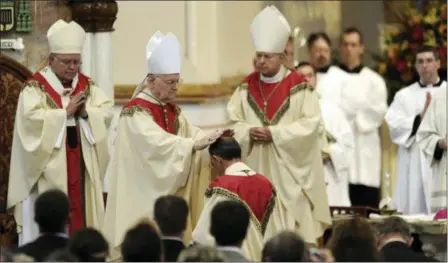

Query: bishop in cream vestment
227,6,331,245
417,84,447,213
102,31,223,260
7,20,113,245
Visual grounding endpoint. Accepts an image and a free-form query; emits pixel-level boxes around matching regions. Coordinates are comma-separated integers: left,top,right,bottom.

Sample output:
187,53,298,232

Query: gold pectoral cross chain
258,71,287,114
142,91,169,129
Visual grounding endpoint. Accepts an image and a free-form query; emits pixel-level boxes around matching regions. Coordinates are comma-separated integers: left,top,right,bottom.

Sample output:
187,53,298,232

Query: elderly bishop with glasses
102,31,231,260
7,20,114,245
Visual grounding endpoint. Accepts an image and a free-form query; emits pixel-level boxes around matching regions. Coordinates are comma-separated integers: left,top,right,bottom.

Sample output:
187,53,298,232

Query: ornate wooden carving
0,54,31,248
69,0,118,33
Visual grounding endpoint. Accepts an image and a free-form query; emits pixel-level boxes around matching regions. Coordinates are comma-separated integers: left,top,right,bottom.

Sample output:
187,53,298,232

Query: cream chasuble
192,162,276,261
7,66,113,244
385,81,445,214
102,89,213,260
227,66,331,245
417,84,447,213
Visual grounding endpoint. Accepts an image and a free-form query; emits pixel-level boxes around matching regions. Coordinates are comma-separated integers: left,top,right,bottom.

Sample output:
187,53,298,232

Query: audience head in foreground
328,216,380,262
34,189,70,234
210,201,250,248
177,245,227,262
376,216,438,262
121,221,162,262
250,6,291,77
154,195,188,262
296,61,317,88
154,195,189,237
376,216,413,249
262,231,307,262
137,31,182,102
68,227,109,261
208,137,242,175
46,19,85,83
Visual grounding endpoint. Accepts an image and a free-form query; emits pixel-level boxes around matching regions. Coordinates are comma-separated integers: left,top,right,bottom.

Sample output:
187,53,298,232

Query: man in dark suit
15,189,70,261
377,216,438,262
154,195,188,262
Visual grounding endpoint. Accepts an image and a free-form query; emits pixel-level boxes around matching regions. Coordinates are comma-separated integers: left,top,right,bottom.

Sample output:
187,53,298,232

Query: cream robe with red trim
102,88,214,261
7,66,113,244
227,66,331,244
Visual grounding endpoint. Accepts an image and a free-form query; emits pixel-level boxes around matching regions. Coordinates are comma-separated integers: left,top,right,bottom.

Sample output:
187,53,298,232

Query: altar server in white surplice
417,84,447,213
386,47,446,214
296,61,354,207
102,31,229,260
318,27,388,208
7,19,113,245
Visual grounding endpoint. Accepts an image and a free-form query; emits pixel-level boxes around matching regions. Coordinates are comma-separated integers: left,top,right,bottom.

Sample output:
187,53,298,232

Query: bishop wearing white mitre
8,19,113,244
227,6,331,245
102,31,226,260
386,47,446,214
417,84,447,213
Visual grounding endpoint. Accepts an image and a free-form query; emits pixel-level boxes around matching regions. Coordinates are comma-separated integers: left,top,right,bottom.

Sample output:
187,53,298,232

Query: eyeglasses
155,76,183,87
55,57,82,67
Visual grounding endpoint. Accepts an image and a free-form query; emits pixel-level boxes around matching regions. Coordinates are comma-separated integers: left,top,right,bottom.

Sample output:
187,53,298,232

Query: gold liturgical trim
120,104,180,135
243,82,312,126
205,186,276,236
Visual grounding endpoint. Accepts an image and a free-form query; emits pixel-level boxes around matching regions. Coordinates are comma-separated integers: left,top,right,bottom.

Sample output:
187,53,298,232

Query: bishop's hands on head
193,128,234,151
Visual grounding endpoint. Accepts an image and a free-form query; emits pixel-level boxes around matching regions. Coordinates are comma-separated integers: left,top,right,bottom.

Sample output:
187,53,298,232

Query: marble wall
278,0,384,67
1,1,70,72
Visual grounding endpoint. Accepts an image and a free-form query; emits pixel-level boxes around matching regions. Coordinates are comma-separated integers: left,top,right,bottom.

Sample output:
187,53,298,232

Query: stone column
70,1,118,101
69,1,118,197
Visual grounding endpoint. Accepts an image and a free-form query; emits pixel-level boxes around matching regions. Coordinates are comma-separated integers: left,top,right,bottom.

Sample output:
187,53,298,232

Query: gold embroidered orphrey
242,81,313,126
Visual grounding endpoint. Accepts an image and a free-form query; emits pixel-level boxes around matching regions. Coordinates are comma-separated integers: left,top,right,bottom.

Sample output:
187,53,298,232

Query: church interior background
0,0,446,241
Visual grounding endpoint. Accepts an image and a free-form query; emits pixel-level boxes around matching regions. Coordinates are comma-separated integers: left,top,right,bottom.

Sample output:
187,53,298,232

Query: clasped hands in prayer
250,127,272,142
193,128,234,151
66,91,88,118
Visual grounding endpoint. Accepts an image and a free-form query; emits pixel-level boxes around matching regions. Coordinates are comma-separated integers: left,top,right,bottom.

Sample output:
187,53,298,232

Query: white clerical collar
224,162,256,176
260,65,289,83
138,87,167,105
162,236,184,242
217,246,244,255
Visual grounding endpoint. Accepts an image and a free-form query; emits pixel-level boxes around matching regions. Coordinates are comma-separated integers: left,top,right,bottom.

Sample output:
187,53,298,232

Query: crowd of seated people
0,189,439,262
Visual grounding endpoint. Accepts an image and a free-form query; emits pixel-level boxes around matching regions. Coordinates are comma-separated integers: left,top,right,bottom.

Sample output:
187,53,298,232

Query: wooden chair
0,54,32,248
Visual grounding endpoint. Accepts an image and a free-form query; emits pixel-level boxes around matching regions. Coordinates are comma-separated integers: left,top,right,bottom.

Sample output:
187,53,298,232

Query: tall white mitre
132,31,182,98
146,31,181,74
250,5,291,53
47,19,86,54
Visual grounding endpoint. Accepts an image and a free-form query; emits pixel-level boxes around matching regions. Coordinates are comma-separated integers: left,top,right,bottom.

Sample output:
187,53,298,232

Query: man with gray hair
376,216,436,262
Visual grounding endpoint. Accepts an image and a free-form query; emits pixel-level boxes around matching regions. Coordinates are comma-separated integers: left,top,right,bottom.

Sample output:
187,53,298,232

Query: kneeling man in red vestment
192,137,277,261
